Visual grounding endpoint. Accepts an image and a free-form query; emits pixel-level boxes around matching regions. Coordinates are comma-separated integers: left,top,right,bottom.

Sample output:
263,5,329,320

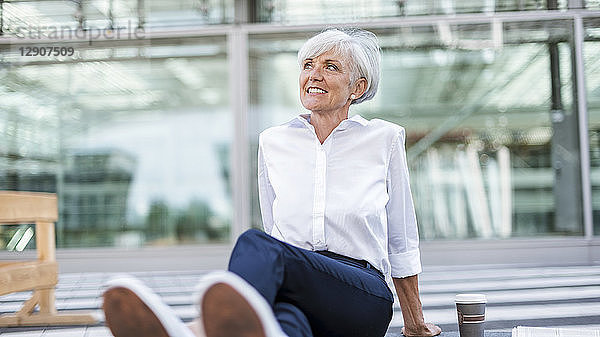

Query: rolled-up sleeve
258,136,276,234
386,128,422,278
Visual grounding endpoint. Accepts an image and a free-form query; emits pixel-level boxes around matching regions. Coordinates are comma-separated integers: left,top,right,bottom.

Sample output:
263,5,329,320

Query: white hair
297,28,381,105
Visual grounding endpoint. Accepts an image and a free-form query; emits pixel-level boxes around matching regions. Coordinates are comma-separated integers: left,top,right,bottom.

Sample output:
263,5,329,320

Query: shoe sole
103,287,170,337
202,282,267,337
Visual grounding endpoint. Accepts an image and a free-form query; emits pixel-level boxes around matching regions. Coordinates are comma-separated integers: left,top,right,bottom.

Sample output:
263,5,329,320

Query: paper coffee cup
455,294,487,337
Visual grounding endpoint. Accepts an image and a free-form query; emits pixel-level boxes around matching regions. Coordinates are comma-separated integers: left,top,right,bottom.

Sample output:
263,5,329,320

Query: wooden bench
0,191,97,326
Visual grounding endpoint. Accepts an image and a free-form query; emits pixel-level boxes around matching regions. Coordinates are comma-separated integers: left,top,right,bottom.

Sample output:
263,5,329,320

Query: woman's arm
393,275,441,336
258,139,276,234
386,128,422,277
386,128,440,336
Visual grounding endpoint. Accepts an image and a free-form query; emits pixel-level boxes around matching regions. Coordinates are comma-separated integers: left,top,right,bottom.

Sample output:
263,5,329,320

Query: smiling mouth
307,87,327,94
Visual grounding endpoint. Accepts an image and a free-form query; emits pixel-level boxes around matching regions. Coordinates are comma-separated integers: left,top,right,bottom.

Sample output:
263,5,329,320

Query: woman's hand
393,275,442,337
402,322,442,337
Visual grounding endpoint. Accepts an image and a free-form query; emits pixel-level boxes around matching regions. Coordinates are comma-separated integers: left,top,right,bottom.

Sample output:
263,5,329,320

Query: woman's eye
303,62,312,69
326,64,338,70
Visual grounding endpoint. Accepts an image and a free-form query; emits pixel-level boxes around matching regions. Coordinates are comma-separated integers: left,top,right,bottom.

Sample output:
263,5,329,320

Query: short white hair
297,28,381,105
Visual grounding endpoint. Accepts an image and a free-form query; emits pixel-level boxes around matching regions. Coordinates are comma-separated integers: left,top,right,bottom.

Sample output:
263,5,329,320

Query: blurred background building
1,0,599,267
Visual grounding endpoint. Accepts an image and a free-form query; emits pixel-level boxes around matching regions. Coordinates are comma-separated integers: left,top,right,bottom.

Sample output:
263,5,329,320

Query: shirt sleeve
258,137,276,234
386,127,423,278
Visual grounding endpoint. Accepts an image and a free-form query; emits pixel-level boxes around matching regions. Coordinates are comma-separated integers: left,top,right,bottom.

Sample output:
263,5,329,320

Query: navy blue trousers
228,229,394,337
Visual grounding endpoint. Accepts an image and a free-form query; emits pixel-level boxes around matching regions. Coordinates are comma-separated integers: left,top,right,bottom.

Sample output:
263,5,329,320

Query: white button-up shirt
258,113,422,284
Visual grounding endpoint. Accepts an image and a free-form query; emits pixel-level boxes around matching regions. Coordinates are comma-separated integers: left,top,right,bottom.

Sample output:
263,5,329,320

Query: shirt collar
348,114,369,126
289,113,368,128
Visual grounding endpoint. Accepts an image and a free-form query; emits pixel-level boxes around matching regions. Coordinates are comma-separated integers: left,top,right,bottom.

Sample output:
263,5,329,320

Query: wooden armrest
0,192,57,224
0,261,58,296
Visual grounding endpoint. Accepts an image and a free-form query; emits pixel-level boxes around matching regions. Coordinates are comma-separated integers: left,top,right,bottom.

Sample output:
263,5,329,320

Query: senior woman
102,28,441,337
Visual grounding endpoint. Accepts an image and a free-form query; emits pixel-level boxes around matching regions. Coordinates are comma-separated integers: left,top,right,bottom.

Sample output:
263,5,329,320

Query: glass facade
255,0,566,23
1,0,234,32
0,36,232,248
249,20,586,239
0,0,598,251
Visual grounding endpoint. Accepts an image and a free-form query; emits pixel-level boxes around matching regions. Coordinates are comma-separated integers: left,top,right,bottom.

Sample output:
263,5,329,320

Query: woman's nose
308,67,323,80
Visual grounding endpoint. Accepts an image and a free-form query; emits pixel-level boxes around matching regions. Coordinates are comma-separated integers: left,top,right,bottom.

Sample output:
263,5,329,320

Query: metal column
572,16,594,239
229,0,257,241
549,39,584,233
229,27,251,241
0,0,4,36
546,0,582,235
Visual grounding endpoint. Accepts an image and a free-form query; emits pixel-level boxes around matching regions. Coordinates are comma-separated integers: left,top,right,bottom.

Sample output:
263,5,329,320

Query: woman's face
299,50,359,115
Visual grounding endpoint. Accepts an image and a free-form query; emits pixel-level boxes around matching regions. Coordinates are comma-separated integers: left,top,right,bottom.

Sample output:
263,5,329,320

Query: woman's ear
352,77,368,99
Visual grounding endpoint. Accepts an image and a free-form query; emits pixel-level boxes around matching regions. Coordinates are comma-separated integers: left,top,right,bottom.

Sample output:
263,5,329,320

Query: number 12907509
19,46,75,57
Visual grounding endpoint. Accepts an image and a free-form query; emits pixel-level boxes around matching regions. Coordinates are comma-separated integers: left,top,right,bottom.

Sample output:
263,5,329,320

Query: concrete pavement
1,265,600,336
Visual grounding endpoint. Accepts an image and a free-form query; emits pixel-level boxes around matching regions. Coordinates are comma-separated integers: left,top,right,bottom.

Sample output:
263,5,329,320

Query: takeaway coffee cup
455,294,487,337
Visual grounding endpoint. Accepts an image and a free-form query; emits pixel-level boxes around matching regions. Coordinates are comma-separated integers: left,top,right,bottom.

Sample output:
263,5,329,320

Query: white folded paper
512,326,600,337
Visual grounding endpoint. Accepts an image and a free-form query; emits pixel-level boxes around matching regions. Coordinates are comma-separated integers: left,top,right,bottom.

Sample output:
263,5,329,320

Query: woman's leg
228,229,393,337
273,302,312,337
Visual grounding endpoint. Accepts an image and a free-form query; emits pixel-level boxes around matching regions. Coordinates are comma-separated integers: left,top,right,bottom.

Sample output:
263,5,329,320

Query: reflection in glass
256,0,553,23
584,18,600,235
1,0,234,37
0,37,232,248
249,21,582,239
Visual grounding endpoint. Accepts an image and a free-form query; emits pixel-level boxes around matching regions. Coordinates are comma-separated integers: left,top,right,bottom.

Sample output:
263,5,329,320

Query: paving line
389,302,600,327
416,285,600,308
421,266,600,282
420,275,600,293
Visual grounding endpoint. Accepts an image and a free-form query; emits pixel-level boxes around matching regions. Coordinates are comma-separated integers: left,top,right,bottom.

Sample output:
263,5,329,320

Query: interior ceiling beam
0,10,599,46
0,34,582,68
0,52,227,67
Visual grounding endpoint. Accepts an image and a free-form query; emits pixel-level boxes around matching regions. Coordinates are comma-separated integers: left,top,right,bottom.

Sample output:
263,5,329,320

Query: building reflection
62,149,136,246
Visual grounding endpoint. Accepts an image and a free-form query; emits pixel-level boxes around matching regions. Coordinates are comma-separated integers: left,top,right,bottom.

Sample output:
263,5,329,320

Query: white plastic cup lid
455,294,487,304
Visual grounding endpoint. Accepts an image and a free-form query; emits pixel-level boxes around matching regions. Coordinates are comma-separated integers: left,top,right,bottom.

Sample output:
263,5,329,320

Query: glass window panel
584,18,600,235
0,36,231,248
587,1,600,10
2,1,80,33
143,0,234,27
1,0,234,37
256,0,555,23
249,20,582,240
